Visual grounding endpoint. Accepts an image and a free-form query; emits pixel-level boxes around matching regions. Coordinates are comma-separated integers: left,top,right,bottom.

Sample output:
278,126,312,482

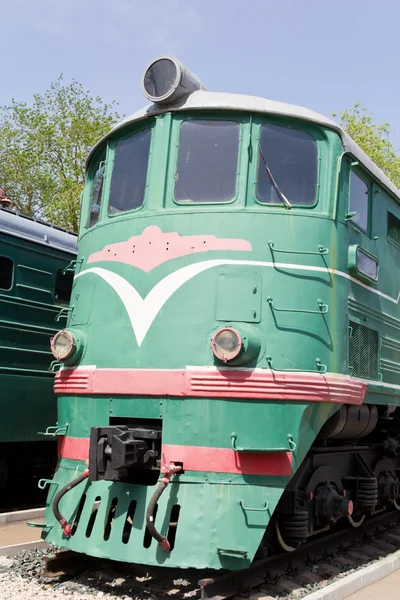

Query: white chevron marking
75,259,400,346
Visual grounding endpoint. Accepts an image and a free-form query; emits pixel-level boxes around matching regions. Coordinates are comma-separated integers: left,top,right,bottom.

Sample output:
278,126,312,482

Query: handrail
48,361,62,372
231,432,296,452
216,548,248,558
267,297,328,314
38,478,59,490
268,241,329,255
238,500,269,512
56,306,73,322
267,356,327,374
63,258,83,274
38,423,69,436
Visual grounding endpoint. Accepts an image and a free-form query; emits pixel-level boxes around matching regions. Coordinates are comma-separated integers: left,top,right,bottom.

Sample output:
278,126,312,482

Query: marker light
141,55,207,105
51,330,75,361
356,247,378,282
348,245,379,284
212,327,242,363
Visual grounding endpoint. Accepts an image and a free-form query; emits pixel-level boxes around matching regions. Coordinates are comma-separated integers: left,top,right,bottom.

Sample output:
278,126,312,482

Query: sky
1,0,400,147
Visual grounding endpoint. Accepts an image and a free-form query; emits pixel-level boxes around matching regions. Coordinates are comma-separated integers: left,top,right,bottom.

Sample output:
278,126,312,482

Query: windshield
108,129,151,215
175,120,239,203
256,124,317,206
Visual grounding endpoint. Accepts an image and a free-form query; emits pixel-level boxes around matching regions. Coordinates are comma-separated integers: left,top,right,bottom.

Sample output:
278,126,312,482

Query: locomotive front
43,57,357,569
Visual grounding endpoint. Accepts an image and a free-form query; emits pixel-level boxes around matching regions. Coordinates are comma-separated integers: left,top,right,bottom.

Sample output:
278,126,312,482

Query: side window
0,256,13,290
55,269,74,304
86,155,106,228
388,211,400,246
108,129,151,215
350,171,369,232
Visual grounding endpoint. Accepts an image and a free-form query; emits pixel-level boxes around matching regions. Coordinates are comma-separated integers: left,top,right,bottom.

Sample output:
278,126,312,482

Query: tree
335,103,400,188
0,76,121,232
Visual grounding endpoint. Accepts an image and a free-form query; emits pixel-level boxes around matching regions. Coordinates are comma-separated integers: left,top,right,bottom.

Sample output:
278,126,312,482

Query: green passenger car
44,57,400,569
0,208,76,505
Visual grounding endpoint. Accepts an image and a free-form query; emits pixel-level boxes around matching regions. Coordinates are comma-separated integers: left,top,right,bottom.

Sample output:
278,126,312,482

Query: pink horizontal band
162,444,293,476
54,367,366,404
58,437,292,476
58,436,89,461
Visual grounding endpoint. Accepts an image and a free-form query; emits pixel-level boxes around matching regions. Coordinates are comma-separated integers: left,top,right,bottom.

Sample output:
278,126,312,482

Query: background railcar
43,57,400,570
0,207,77,508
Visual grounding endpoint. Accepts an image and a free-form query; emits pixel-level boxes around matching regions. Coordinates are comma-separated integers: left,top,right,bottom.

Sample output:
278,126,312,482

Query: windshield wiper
259,148,292,209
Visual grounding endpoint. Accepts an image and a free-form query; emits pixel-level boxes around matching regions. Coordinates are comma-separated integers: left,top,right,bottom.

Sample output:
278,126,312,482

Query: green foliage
0,76,121,231
335,103,400,188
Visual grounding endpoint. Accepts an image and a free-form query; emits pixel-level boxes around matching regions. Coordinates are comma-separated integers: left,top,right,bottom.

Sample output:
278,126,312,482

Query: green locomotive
44,56,400,568
0,205,77,506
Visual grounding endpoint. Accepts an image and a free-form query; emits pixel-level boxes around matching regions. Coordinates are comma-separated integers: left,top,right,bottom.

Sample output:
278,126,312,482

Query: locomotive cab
44,57,400,569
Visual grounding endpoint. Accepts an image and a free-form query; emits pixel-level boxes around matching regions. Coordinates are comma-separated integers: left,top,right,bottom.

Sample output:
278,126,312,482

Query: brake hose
145,462,182,552
52,468,89,537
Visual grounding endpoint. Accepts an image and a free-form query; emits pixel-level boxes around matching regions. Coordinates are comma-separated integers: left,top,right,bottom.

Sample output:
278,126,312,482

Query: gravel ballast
0,547,200,600
2,517,400,600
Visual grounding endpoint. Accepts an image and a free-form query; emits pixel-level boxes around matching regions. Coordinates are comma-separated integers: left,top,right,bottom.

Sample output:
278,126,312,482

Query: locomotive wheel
347,513,366,528
275,520,299,553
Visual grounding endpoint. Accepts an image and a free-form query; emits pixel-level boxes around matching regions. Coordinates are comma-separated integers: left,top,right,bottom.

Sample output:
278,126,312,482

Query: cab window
0,256,13,290
86,155,105,228
350,171,369,232
108,129,151,215
388,211,400,246
175,120,239,203
55,269,74,304
256,124,317,206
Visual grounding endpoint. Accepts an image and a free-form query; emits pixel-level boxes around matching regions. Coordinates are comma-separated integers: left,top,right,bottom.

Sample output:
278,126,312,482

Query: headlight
143,57,178,101
141,55,206,105
212,327,242,363
51,330,75,361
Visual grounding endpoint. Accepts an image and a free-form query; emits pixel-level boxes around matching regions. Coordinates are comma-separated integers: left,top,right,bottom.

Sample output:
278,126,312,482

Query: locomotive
0,204,77,506
43,56,400,569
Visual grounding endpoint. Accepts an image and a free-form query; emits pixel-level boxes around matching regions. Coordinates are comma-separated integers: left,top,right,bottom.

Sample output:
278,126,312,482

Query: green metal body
0,216,76,444
43,109,400,569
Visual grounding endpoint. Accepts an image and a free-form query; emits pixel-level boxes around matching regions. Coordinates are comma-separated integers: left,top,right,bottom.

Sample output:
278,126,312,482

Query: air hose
52,468,89,537
145,462,182,552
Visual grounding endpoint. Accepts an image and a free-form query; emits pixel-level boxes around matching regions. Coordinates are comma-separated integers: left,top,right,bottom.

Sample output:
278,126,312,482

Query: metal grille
349,320,379,380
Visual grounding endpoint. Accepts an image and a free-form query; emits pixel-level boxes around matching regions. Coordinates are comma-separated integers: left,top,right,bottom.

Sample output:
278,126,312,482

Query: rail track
2,510,400,599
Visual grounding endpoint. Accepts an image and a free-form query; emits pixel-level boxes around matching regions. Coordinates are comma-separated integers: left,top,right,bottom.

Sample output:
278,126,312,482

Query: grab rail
55,306,73,322
48,361,62,372
267,356,327,374
267,297,328,314
38,424,69,436
231,432,296,452
238,500,269,512
268,241,329,255
63,258,83,274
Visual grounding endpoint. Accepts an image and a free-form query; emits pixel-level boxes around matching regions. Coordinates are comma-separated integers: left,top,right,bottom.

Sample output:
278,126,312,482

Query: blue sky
1,0,400,146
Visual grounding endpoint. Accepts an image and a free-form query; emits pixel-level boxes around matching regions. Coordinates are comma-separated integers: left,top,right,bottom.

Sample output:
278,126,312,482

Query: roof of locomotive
0,208,77,255
88,89,400,201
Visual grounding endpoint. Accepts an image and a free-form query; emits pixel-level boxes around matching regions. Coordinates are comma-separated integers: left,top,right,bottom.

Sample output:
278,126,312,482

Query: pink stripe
162,444,293,476
58,436,89,461
58,437,292,476
55,368,366,404
87,226,252,273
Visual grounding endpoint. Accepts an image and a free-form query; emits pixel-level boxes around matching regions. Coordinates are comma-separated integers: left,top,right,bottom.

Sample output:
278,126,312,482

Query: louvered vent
349,320,379,380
